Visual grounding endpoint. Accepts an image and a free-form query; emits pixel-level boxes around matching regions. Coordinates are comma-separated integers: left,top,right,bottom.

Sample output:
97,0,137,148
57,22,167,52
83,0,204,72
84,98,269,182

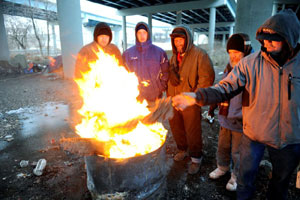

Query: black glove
169,67,180,86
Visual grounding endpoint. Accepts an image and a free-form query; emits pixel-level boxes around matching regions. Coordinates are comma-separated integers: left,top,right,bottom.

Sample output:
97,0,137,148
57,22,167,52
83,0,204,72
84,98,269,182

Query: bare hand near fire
172,92,197,111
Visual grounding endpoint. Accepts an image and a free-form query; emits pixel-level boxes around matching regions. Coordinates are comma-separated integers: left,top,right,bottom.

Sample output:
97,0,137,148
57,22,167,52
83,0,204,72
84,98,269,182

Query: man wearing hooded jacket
168,25,215,174
74,22,123,79
172,10,300,200
122,22,169,103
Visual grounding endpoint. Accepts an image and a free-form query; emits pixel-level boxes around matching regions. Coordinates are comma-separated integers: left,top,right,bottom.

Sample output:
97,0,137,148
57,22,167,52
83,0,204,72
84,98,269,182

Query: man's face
97,35,110,48
174,37,185,53
263,40,283,54
228,49,245,67
137,29,148,43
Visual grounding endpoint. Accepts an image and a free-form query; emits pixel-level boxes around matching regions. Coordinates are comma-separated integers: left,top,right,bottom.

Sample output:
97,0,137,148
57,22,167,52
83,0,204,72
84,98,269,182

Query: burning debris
60,137,114,156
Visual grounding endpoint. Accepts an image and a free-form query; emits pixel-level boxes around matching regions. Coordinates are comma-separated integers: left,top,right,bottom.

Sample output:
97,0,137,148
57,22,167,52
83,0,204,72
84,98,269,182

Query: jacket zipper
279,66,283,147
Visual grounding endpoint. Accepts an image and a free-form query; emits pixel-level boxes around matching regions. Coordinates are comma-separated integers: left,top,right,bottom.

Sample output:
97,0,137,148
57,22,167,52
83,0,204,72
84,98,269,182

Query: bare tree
5,16,32,50
28,0,44,57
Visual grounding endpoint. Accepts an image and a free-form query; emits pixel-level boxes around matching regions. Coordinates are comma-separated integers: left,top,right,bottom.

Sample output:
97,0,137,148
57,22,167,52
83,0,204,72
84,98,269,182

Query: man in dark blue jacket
122,22,169,103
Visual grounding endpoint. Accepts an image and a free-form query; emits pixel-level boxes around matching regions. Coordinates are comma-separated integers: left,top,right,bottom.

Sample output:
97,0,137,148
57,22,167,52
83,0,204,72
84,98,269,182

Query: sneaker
209,167,228,179
174,150,187,161
226,176,237,191
188,162,201,174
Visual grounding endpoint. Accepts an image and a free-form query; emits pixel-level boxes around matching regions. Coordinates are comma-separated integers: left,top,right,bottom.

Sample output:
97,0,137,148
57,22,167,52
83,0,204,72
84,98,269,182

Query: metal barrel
85,142,167,200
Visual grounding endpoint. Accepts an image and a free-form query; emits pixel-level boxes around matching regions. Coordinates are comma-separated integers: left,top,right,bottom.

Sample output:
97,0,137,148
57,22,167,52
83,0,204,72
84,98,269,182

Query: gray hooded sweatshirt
196,9,300,149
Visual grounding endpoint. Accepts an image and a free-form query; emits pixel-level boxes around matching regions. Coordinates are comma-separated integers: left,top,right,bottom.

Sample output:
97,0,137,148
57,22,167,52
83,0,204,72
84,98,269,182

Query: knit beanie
136,24,148,33
227,34,245,52
93,22,112,43
227,33,252,56
170,28,187,38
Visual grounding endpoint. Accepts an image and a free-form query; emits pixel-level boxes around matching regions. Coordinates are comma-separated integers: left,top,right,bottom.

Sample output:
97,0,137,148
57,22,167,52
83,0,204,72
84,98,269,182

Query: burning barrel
85,141,166,199
69,48,171,199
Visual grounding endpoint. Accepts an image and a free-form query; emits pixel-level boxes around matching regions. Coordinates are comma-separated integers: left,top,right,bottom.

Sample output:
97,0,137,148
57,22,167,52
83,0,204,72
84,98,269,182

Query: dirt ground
0,71,299,200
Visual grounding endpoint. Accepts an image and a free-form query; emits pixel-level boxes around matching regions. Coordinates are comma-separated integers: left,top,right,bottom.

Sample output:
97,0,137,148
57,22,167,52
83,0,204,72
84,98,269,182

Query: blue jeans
237,135,300,200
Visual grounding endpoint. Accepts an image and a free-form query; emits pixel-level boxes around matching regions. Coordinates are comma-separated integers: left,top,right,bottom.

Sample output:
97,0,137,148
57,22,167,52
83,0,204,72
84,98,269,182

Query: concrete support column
176,11,182,25
222,34,226,47
208,7,216,51
229,25,234,36
272,3,278,16
112,26,121,49
235,0,273,51
57,0,83,78
51,23,57,55
147,13,152,38
0,11,10,61
122,16,127,51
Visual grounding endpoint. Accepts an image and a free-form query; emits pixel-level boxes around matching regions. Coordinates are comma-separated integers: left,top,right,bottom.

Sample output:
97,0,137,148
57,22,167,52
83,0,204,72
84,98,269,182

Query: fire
74,48,167,159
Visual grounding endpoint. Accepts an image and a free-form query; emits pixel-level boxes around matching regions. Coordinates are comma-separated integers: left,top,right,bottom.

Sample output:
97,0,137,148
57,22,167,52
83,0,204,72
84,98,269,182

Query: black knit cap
227,34,245,53
170,28,187,38
93,22,112,43
136,24,148,33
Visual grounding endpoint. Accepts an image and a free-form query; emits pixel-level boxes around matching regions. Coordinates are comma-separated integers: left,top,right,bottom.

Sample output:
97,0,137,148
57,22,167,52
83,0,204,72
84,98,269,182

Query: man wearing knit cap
74,22,123,79
208,33,253,192
122,22,169,103
172,9,300,200
168,25,215,174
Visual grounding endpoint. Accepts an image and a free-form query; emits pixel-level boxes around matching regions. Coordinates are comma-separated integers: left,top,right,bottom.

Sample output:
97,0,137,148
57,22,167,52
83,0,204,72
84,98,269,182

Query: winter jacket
167,25,215,97
122,22,169,102
74,22,123,79
196,10,300,149
218,64,243,133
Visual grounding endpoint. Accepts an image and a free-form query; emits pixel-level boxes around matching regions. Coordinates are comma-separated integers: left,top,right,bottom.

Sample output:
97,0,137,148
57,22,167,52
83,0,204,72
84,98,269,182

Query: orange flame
74,48,167,159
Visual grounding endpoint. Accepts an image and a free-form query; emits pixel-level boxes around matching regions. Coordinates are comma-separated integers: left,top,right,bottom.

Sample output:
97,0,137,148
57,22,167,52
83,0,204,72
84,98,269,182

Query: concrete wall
235,0,273,51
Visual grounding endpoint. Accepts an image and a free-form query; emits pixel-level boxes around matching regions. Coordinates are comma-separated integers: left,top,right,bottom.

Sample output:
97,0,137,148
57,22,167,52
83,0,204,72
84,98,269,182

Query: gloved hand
169,69,180,86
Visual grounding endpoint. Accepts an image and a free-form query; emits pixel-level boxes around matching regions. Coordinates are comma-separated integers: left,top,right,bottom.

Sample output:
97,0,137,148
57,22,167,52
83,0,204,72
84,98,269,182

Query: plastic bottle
33,158,47,176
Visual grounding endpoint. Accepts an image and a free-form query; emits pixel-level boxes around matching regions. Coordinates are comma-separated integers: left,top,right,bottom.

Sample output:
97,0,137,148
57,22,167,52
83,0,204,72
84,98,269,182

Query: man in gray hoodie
172,9,300,200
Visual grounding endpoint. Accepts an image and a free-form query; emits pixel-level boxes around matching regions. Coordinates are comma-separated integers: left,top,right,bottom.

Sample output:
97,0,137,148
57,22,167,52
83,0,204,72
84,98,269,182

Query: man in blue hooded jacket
122,22,169,103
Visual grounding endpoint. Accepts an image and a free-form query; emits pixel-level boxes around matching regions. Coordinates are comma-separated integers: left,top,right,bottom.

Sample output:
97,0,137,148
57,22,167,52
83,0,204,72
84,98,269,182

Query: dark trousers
237,135,300,200
169,105,202,158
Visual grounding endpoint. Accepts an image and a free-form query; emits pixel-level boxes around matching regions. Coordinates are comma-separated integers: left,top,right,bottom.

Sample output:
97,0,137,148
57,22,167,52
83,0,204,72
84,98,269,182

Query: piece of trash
202,111,214,124
33,159,47,176
4,135,14,142
50,139,56,145
17,173,30,178
20,160,29,168
64,161,72,166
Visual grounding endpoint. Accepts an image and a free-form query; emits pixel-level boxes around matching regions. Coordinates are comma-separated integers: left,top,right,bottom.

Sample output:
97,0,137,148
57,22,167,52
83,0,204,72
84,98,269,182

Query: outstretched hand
172,92,197,111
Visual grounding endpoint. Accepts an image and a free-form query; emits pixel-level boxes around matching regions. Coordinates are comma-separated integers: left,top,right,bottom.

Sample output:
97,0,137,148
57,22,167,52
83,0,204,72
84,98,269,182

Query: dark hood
256,9,300,51
135,22,151,44
93,22,112,44
170,25,193,54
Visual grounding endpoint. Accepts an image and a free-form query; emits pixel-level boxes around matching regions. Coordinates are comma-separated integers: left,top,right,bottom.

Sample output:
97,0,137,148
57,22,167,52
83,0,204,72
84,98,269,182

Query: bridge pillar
208,7,216,51
57,0,83,78
0,10,10,61
122,16,127,51
148,13,152,39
